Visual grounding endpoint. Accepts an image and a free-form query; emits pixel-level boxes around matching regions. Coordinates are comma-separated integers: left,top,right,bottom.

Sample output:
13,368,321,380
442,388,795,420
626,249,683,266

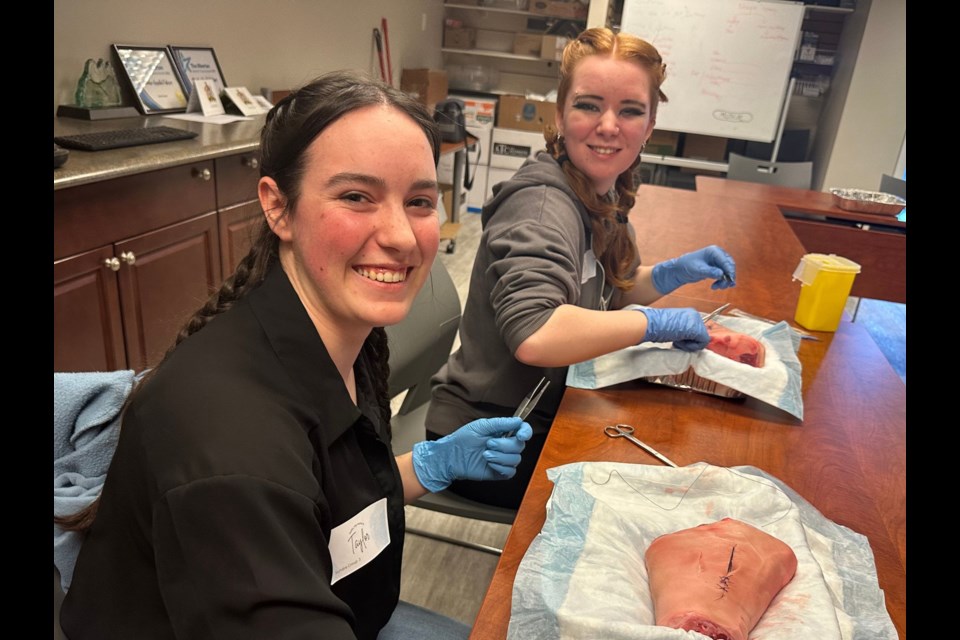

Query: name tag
328,498,390,585
581,249,598,284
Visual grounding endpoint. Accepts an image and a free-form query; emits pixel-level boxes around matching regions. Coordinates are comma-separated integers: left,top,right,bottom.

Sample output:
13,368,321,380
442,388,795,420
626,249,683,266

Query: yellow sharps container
792,254,861,332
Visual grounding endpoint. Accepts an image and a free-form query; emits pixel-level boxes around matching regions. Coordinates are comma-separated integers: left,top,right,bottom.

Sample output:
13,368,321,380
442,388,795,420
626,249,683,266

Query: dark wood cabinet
54,244,126,371
215,151,263,276
54,151,261,372
114,213,221,371
219,201,263,277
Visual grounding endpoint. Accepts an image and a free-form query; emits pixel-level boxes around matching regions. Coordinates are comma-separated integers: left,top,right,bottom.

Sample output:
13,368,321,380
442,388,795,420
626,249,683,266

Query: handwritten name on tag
328,498,390,585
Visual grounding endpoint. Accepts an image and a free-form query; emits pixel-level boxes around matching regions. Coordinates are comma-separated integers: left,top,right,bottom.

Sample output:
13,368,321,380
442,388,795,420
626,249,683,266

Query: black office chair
726,152,813,190
385,259,516,555
879,174,906,200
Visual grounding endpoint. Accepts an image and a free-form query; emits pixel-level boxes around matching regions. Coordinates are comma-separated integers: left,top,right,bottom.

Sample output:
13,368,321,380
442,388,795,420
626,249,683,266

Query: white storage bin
490,127,546,170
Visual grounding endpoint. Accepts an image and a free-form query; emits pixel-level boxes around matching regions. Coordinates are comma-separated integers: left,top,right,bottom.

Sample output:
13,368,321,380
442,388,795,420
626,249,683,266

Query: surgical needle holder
514,377,550,421
604,424,679,468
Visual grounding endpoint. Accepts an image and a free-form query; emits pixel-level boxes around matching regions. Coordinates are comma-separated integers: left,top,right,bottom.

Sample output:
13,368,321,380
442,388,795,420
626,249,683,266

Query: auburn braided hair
546,27,668,291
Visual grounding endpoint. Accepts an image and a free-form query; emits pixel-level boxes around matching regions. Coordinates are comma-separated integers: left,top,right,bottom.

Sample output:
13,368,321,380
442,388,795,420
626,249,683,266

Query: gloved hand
651,245,736,295
411,417,533,493
640,307,710,352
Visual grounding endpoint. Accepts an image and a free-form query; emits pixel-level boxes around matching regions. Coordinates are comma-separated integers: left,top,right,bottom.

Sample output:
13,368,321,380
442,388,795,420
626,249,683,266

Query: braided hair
56,71,442,532
545,27,668,291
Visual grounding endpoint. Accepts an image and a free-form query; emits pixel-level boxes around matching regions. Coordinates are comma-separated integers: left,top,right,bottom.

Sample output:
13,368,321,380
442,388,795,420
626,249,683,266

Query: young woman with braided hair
425,28,737,509
58,71,532,640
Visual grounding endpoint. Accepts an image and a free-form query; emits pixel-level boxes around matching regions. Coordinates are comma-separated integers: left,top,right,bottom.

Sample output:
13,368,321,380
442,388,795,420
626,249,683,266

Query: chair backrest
384,259,517,530
726,152,813,190
384,259,462,415
879,174,906,200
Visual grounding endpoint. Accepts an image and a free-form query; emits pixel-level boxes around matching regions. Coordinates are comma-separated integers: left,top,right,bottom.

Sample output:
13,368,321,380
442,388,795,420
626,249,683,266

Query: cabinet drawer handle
243,157,260,169
193,167,212,181
104,257,121,272
120,251,137,266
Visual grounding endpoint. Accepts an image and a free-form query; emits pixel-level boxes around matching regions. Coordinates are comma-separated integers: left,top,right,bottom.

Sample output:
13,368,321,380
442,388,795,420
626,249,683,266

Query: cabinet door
215,153,260,209
54,245,127,372
115,212,222,371
219,201,264,277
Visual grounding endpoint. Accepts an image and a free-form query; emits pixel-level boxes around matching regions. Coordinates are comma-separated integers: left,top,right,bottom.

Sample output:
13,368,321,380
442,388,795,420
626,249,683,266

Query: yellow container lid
792,253,861,286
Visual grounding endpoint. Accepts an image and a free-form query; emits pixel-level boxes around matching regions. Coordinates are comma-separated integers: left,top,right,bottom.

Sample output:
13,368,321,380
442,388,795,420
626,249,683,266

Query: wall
53,0,904,195
813,0,905,191
53,0,445,115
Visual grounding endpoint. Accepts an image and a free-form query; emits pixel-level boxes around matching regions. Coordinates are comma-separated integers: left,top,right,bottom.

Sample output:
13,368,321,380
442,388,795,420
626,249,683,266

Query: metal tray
829,188,905,216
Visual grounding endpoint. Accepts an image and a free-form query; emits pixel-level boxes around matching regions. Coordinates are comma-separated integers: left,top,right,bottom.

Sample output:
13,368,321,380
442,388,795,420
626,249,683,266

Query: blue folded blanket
54,370,137,591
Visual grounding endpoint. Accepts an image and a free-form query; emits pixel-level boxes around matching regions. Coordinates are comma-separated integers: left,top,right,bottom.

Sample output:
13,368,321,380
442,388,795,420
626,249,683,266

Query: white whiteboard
621,0,804,142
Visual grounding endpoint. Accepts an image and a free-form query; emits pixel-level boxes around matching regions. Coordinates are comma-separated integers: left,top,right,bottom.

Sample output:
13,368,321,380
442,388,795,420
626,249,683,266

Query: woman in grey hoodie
426,28,736,509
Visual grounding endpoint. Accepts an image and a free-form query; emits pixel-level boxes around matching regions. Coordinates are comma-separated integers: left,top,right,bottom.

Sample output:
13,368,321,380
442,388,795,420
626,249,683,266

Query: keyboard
53,126,198,152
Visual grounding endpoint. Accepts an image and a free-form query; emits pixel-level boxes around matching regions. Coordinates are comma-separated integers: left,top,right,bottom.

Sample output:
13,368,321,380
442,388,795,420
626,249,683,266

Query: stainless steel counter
53,115,265,190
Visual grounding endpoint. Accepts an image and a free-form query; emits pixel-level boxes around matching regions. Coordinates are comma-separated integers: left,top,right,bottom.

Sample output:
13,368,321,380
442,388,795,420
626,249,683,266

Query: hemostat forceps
604,424,679,468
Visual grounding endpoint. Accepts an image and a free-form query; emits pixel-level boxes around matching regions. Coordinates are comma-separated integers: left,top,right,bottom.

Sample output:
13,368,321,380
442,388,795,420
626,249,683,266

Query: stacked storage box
487,94,553,202
488,127,549,203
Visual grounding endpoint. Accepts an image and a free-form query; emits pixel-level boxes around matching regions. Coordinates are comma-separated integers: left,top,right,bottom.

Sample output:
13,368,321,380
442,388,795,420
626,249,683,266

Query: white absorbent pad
508,462,896,640
566,312,804,420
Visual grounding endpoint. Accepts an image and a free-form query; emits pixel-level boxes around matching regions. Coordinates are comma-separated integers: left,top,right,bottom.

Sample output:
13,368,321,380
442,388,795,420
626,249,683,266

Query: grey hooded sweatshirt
425,152,638,439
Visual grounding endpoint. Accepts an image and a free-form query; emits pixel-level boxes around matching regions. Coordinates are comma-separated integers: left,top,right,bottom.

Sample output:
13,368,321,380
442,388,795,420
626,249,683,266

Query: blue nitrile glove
640,307,710,352
411,417,533,493
651,245,736,295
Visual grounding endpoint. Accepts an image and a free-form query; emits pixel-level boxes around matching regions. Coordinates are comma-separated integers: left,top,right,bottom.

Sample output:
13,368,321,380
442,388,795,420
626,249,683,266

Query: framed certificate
168,46,228,98
111,44,189,114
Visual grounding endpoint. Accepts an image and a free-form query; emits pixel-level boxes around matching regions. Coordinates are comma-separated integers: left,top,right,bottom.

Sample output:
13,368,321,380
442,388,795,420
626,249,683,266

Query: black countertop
53,115,265,191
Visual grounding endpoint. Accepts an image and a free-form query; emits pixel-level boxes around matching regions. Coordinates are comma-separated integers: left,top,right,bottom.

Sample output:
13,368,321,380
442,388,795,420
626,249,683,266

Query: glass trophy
57,58,140,120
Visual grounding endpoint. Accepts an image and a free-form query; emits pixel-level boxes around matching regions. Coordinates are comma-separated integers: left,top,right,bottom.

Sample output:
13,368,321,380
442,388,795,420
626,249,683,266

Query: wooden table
468,186,906,639
695,176,906,304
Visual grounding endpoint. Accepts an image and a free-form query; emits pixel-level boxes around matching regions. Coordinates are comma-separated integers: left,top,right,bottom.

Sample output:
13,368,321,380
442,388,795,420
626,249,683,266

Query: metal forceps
603,424,679,468
701,302,731,324
514,377,550,421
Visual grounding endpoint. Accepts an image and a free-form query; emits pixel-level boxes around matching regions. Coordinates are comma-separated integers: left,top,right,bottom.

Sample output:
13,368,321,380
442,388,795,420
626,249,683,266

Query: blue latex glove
640,307,710,352
411,417,533,493
651,245,736,295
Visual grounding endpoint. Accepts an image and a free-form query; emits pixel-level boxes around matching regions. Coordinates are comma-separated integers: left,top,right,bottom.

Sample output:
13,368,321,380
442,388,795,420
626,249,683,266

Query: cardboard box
540,35,569,61
448,94,498,127
682,133,728,162
476,29,515,53
444,27,476,49
644,130,680,157
529,0,588,20
496,94,555,134
400,69,449,111
680,133,728,173
513,32,542,57
490,127,546,170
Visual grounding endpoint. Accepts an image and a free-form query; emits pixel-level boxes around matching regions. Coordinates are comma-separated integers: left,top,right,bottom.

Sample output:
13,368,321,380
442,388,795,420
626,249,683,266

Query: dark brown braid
550,27,669,292
56,71,441,532
358,327,394,437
